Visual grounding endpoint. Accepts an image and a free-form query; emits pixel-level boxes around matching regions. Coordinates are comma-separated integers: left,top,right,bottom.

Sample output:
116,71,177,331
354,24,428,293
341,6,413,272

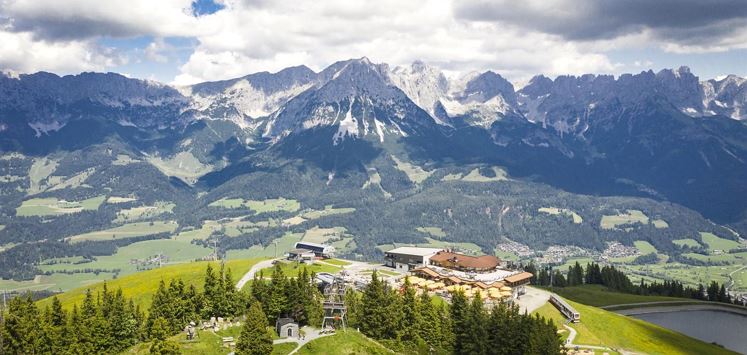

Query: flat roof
295,241,331,249
385,247,443,256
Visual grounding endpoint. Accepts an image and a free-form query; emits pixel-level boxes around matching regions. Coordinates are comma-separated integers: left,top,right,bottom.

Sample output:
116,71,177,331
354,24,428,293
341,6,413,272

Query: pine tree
267,263,288,324
344,288,361,329
400,277,422,342
359,270,399,339
417,291,440,349
203,264,219,318
236,301,273,355
462,291,488,355
149,317,180,355
450,290,469,354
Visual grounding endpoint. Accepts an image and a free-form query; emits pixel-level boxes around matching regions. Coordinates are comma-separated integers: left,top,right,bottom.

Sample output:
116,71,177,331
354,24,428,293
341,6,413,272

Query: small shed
276,318,299,339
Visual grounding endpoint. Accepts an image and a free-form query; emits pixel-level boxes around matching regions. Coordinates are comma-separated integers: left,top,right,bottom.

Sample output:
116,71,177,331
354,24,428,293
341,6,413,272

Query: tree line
527,261,739,305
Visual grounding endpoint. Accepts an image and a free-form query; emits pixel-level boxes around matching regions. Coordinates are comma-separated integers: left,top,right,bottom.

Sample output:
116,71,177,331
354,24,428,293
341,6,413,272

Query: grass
300,206,356,219
114,201,175,223
297,330,390,355
600,209,649,230
362,169,392,198
416,226,447,237
391,155,433,184
16,195,105,216
324,258,352,266
301,226,347,244
533,296,737,354
107,196,138,203
652,219,669,228
40,238,214,280
147,151,213,184
66,221,178,243
700,232,741,251
28,157,58,193
415,237,483,255
0,272,117,293
126,325,283,355
634,240,658,254
673,238,700,248
37,258,264,311
550,284,685,307
209,197,301,214
461,166,508,182
538,207,583,224
258,261,341,278
226,232,303,260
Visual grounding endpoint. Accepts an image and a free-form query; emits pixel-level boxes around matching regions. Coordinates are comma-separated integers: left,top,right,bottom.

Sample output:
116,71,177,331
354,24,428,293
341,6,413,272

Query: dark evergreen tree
236,301,273,355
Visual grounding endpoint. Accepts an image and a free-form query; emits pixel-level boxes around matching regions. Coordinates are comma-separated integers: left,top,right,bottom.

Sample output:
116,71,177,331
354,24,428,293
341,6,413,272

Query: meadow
533,294,737,354
66,221,178,243
37,258,264,311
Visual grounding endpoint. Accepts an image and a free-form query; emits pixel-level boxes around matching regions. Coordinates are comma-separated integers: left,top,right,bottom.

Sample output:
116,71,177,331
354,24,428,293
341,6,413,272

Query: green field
652,219,669,228
0,272,117,293
297,330,390,355
414,237,483,255
28,157,58,193
391,155,433,184
600,209,649,230
323,258,352,266
114,201,175,223
16,195,105,216
301,226,348,244
461,166,508,182
66,221,178,243
39,238,213,279
634,240,658,254
209,197,300,214
37,258,264,311
226,232,303,260
533,296,736,354
673,238,700,248
538,207,583,224
147,151,213,184
550,285,685,307
700,232,741,251
415,226,446,237
300,206,356,219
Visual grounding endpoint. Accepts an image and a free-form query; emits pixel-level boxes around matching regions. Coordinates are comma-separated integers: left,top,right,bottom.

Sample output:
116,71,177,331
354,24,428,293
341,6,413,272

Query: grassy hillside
297,330,391,355
37,258,265,311
550,284,685,307
533,297,737,355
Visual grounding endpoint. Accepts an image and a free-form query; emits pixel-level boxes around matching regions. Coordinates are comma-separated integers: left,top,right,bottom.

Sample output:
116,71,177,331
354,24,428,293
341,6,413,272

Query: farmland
600,209,649,230
538,207,583,224
16,195,105,216
209,197,301,214
66,221,178,243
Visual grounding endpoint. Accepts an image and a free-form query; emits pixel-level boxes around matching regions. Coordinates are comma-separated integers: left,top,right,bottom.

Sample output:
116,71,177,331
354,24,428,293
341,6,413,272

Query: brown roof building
429,251,500,272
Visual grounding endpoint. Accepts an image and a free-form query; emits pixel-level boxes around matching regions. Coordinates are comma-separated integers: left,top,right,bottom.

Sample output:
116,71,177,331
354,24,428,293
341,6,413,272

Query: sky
0,0,746,85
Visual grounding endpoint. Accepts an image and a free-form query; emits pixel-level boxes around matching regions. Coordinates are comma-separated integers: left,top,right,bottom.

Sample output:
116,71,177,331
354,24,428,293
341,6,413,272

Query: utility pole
273,241,279,258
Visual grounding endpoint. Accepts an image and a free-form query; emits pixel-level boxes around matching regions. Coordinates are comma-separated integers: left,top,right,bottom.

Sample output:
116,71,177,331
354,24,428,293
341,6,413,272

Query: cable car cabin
549,295,580,322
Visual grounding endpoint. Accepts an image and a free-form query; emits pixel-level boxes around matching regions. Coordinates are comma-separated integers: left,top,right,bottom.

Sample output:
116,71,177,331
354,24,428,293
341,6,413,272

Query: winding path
235,258,278,290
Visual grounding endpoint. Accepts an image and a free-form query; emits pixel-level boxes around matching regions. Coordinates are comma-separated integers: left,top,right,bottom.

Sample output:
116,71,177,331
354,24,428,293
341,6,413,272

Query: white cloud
0,0,744,84
0,30,122,73
173,0,620,84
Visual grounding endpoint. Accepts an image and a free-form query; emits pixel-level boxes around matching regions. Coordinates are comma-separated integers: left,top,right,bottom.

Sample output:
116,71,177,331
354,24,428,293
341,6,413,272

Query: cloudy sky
1,0,745,85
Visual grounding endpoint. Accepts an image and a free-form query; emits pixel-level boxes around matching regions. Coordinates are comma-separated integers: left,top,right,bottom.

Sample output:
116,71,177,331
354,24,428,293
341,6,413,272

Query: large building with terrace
385,247,533,301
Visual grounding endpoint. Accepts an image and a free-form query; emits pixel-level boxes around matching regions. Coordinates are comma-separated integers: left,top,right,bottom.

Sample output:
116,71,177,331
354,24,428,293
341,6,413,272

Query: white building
384,247,443,272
